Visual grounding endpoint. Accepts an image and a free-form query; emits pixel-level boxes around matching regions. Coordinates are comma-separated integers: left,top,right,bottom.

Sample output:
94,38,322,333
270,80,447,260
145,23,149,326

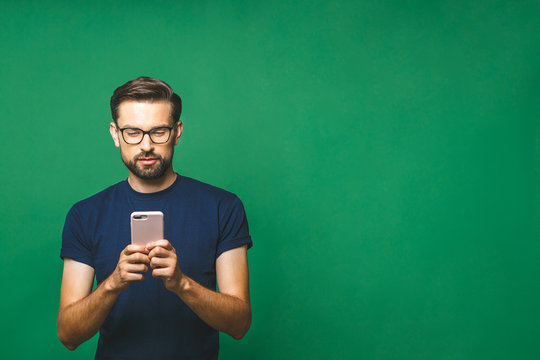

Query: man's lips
138,158,158,165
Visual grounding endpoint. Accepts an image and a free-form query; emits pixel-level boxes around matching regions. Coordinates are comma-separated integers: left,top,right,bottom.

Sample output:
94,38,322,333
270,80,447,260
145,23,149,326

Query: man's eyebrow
120,124,172,129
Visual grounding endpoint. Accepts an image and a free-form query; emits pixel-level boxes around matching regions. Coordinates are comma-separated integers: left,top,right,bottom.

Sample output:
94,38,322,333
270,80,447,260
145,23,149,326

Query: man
57,77,252,359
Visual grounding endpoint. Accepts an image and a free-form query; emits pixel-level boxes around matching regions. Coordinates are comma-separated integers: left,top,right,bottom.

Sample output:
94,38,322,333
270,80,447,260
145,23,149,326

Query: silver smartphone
130,211,164,246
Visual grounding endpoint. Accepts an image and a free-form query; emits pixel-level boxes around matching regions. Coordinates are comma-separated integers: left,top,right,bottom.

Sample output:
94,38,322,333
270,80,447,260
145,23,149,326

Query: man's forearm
57,278,121,350
175,276,251,340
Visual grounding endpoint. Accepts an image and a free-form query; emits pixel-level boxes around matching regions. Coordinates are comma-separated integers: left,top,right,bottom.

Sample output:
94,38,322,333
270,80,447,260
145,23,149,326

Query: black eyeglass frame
116,125,175,145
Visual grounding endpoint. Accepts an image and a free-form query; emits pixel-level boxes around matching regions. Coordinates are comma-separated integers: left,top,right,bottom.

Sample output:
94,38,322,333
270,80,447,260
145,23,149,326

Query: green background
1,1,538,359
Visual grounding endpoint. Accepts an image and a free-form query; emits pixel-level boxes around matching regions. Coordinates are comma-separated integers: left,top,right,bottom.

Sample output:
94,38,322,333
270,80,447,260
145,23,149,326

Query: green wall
1,1,538,359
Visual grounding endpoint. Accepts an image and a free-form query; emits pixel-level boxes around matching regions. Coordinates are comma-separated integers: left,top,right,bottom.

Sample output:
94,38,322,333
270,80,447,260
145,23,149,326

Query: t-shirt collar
123,174,181,201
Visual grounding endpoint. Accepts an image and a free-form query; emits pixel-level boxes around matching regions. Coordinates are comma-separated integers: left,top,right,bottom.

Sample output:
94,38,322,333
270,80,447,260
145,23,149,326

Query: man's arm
57,259,118,350
57,245,150,350
147,241,251,340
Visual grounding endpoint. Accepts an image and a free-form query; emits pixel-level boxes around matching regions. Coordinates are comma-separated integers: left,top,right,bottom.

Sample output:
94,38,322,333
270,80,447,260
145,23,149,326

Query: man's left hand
146,240,184,293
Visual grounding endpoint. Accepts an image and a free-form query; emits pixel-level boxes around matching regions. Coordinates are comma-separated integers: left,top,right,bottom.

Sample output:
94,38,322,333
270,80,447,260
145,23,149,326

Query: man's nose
139,133,154,152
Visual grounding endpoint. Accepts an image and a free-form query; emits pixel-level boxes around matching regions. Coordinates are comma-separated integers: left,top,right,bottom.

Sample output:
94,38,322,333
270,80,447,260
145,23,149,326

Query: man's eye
126,131,141,137
153,131,166,136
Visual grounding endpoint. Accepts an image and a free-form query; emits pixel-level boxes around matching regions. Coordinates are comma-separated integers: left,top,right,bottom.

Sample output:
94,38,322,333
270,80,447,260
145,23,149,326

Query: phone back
130,211,164,246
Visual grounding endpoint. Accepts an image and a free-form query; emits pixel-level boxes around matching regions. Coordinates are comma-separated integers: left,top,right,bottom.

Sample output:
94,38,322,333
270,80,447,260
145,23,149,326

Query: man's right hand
106,244,150,292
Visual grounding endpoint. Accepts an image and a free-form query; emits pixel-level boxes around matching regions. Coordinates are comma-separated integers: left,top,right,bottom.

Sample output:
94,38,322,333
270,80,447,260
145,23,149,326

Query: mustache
135,152,162,160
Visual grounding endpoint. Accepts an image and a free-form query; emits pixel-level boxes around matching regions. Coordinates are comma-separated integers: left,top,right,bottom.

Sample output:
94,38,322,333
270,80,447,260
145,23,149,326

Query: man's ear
110,122,120,148
173,121,183,146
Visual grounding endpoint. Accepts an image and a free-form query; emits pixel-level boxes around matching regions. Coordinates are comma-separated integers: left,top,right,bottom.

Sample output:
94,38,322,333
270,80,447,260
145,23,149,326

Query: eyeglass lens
122,127,171,144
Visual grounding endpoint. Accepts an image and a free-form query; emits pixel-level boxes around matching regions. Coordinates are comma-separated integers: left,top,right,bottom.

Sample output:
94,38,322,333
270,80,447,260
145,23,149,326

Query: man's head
109,77,183,181
110,76,182,124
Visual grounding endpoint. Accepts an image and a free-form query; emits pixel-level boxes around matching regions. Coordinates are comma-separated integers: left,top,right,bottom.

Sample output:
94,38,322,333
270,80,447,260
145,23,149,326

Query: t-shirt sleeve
216,195,253,258
60,205,94,268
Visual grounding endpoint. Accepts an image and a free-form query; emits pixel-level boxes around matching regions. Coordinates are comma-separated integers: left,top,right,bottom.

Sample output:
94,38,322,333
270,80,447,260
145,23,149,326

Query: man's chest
89,202,220,287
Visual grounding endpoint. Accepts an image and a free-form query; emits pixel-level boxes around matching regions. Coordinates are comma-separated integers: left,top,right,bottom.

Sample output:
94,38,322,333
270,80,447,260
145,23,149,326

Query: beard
121,148,174,180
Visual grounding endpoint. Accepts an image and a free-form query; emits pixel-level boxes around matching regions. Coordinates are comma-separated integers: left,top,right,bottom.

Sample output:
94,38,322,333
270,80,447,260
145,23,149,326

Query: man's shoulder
70,180,126,213
179,176,241,203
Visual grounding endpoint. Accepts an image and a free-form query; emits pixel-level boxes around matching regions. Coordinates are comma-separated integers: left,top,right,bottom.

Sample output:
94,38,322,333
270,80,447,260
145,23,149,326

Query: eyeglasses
117,126,175,145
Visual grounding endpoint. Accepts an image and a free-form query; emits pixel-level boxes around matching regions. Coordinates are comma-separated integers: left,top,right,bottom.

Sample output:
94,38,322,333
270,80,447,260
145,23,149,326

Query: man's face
110,100,182,180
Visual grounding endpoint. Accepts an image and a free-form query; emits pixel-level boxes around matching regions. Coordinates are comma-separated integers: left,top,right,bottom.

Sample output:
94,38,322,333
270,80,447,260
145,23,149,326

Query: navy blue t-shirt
60,175,252,360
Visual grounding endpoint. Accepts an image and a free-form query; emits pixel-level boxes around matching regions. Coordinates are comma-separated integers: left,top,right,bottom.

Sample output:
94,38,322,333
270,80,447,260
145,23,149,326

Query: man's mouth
138,157,158,165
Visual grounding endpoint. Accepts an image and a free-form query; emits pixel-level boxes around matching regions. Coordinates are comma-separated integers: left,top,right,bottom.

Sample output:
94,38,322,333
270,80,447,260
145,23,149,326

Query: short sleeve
216,195,253,258
60,205,94,268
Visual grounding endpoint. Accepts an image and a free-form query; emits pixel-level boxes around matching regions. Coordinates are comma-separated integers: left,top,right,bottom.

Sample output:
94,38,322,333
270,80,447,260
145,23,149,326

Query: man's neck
127,169,178,193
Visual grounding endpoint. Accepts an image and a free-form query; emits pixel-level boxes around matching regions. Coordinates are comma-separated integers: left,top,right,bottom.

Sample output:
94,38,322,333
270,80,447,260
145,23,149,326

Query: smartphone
130,211,164,246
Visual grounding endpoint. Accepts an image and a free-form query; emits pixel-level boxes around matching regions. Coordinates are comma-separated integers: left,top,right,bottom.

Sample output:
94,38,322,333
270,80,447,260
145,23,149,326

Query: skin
110,100,181,193
57,101,251,351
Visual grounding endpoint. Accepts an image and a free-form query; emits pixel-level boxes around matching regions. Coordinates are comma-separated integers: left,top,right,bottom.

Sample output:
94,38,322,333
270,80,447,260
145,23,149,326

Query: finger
146,239,174,251
125,253,150,264
149,256,171,269
151,267,175,278
148,246,172,259
123,263,149,273
124,244,149,255
124,272,145,281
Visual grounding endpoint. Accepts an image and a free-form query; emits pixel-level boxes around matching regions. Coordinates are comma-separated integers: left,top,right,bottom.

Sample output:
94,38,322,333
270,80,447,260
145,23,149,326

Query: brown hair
110,76,182,123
